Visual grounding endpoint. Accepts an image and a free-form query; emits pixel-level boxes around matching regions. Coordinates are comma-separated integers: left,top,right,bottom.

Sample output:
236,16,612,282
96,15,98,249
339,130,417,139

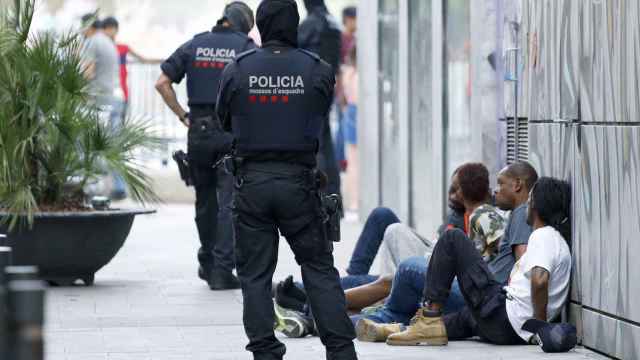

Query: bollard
7,280,46,360
5,266,39,282
0,246,12,284
0,246,12,360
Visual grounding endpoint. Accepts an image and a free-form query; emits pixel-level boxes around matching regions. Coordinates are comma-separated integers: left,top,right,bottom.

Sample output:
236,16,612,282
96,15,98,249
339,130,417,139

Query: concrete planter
0,209,155,286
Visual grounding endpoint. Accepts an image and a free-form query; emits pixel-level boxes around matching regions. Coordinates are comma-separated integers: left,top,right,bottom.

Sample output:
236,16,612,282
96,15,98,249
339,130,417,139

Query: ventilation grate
506,117,529,164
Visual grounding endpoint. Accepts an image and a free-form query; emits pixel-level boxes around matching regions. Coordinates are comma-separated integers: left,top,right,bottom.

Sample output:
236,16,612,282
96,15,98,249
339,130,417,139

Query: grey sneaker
273,303,312,338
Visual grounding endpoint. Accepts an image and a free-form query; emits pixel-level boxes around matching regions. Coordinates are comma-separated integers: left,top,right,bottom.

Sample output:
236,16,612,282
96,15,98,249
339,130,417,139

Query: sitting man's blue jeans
352,256,466,325
346,207,401,275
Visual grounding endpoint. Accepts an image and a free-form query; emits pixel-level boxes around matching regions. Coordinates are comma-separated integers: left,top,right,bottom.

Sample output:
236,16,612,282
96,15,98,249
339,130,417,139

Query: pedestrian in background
335,6,357,173
101,16,162,118
299,0,343,198
80,13,128,200
342,44,359,212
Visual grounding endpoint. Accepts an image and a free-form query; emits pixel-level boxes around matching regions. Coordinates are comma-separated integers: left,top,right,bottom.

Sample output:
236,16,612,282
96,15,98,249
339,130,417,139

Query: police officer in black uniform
216,1,358,359
155,2,255,290
298,0,343,198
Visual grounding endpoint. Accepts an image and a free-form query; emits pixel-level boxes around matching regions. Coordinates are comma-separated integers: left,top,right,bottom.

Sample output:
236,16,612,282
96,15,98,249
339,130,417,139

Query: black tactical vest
230,49,324,152
186,29,251,106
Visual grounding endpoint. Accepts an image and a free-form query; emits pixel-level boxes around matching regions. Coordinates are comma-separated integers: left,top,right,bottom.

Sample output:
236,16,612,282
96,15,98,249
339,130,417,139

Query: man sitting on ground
380,177,572,347
355,161,537,338
275,163,506,338
274,170,466,313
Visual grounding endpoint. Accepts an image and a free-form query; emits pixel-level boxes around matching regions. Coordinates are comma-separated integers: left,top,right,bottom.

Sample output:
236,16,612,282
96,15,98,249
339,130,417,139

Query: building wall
523,0,640,358
359,0,639,358
358,0,499,236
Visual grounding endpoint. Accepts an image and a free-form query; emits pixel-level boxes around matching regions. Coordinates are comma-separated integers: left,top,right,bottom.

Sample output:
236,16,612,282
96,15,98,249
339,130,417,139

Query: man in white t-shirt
384,177,572,347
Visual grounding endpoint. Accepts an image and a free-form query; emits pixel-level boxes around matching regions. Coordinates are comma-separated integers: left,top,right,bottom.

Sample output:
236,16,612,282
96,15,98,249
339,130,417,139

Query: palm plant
0,0,159,230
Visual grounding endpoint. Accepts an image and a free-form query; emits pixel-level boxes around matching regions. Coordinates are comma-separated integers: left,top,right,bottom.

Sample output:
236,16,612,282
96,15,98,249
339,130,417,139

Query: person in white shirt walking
374,177,572,347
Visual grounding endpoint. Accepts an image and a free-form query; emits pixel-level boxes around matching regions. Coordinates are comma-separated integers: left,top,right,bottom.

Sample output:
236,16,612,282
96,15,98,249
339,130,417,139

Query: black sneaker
274,303,313,338
208,269,241,290
276,288,305,313
281,275,307,303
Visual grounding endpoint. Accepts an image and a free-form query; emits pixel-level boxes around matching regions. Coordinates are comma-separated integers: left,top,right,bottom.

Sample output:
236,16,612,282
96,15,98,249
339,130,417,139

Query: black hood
257,0,300,47
303,0,326,12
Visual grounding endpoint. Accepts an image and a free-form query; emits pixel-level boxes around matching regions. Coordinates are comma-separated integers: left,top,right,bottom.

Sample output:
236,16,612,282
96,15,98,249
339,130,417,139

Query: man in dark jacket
299,0,343,197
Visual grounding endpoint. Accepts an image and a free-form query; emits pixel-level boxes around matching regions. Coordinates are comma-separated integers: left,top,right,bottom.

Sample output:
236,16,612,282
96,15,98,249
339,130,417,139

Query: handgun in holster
322,193,343,243
311,169,342,243
223,156,243,176
172,150,194,187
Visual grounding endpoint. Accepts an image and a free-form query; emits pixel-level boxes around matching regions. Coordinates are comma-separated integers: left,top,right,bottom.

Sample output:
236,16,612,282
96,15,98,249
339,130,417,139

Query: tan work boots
385,308,448,346
355,319,403,342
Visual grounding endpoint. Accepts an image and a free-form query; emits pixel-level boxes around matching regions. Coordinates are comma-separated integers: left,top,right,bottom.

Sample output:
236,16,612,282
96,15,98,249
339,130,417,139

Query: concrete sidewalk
45,204,604,360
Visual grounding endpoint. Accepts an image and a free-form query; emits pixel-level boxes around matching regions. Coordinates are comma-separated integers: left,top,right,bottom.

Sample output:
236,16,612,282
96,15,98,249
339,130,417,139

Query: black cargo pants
232,162,357,360
188,105,234,274
192,166,234,273
424,229,526,345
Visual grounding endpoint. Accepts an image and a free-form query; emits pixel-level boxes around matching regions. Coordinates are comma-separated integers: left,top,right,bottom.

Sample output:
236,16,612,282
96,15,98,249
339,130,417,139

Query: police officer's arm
216,62,238,132
155,41,191,127
314,60,336,116
155,74,189,127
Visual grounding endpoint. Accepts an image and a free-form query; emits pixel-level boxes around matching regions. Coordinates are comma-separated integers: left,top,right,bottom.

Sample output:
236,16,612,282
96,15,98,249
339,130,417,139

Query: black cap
81,13,101,30
102,16,119,29
303,0,325,12
342,6,357,19
220,1,254,34
522,319,577,353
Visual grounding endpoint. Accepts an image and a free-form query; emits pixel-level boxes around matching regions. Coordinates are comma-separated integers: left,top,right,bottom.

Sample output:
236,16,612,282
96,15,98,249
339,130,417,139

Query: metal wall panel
470,0,500,181
357,0,381,217
502,0,524,119
524,0,563,121
378,0,402,212
444,0,473,180
527,123,581,303
527,123,576,179
582,308,640,360
580,0,640,123
578,126,640,323
559,0,580,120
408,0,442,236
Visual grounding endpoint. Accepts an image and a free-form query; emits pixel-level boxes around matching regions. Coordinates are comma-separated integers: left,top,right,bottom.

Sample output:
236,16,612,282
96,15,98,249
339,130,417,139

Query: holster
224,156,244,176
172,150,193,187
322,193,343,243
311,169,342,243
187,115,233,168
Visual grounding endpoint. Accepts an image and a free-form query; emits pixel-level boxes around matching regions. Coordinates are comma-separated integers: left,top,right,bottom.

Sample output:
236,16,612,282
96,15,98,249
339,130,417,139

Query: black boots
208,268,241,290
199,266,240,290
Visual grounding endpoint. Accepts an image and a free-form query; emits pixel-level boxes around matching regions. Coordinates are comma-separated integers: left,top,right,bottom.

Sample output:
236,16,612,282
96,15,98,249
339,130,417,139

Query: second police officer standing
155,2,255,290
216,1,358,359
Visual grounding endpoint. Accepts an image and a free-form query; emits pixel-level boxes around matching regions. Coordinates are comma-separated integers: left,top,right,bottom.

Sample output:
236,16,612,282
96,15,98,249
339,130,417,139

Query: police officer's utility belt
230,160,343,243
236,161,312,176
